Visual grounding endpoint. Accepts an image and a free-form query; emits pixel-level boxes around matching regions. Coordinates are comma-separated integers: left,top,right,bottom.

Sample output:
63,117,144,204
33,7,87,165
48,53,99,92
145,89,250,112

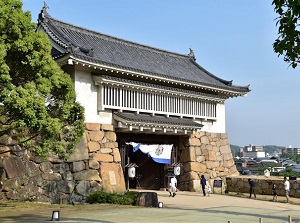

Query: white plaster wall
74,70,112,124
199,103,226,133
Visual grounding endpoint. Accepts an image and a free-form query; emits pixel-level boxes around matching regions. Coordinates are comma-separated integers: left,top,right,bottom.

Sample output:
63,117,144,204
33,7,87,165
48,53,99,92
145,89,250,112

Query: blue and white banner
126,142,173,164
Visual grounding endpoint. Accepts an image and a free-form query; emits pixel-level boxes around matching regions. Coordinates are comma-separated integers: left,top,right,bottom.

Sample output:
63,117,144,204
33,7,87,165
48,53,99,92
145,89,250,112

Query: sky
22,0,300,148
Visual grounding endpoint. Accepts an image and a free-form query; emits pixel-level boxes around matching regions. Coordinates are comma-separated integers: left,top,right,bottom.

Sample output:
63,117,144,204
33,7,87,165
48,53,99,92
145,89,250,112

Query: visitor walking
200,175,207,196
168,176,177,197
283,177,291,203
272,183,278,201
248,178,256,199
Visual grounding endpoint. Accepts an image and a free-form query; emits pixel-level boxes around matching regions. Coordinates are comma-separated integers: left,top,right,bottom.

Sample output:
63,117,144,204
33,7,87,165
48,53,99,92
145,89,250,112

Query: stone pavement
1,190,300,223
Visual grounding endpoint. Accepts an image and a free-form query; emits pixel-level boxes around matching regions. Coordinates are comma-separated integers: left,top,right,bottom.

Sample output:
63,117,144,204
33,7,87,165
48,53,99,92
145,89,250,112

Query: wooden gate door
135,149,163,190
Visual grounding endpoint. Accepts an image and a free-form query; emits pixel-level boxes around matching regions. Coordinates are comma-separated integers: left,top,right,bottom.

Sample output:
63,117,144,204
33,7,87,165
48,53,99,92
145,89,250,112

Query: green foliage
281,153,300,163
0,0,85,159
279,166,300,177
272,0,300,68
86,191,139,205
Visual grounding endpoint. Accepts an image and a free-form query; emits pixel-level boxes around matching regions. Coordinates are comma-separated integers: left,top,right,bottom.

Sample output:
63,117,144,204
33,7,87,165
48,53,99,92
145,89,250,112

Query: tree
273,0,300,68
0,0,85,159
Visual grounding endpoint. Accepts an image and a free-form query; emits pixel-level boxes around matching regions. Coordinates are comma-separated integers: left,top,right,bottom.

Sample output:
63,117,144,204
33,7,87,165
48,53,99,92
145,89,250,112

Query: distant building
282,147,300,155
239,144,265,158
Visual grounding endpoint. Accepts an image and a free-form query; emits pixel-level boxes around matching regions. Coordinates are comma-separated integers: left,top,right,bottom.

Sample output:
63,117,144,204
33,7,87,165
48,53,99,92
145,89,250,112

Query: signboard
213,180,222,194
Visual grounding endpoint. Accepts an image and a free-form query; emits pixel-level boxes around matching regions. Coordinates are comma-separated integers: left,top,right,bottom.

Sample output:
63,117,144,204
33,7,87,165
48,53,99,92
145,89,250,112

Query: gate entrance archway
117,133,180,190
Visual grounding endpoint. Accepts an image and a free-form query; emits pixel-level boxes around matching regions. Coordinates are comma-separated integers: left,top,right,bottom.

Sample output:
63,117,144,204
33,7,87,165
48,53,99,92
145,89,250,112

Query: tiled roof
38,8,250,94
113,112,203,129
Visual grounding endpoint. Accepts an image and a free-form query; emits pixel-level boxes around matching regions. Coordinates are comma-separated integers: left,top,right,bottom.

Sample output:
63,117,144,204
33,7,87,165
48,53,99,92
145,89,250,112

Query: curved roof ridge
42,12,190,59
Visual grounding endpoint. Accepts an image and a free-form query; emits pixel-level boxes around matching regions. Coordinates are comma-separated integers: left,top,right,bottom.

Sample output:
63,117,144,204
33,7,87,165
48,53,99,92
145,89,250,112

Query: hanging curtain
126,142,173,164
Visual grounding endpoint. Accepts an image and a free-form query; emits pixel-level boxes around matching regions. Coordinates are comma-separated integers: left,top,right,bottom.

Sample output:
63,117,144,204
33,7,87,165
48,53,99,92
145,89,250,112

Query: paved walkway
1,191,300,223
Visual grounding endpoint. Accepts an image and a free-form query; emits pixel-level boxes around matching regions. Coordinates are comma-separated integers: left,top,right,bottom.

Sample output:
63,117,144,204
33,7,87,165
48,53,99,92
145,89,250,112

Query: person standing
168,176,177,197
248,178,256,199
283,177,291,203
200,175,207,196
272,183,278,201
206,182,212,197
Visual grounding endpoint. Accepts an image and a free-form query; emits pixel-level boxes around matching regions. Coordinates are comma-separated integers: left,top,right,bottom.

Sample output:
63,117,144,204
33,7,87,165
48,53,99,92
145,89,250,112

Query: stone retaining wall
226,176,300,197
0,123,126,204
0,123,239,203
178,132,239,192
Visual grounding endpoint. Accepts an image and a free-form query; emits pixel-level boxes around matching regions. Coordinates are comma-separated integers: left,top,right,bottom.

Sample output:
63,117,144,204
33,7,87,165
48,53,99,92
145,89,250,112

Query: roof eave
59,55,249,97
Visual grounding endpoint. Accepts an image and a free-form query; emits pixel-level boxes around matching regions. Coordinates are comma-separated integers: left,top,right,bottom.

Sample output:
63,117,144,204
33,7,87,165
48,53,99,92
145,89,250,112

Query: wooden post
259,218,263,223
288,215,292,223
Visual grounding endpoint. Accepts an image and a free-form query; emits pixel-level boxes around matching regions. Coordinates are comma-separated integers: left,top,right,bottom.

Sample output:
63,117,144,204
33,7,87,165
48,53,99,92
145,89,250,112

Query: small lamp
158,202,163,208
51,210,60,221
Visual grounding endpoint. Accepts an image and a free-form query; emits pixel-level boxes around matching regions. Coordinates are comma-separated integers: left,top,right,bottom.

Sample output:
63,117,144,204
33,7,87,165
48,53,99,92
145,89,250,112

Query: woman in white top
168,176,177,197
283,176,291,203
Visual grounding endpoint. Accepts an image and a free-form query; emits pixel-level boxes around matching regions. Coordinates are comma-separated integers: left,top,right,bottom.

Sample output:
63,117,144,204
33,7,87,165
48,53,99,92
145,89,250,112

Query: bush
86,191,139,205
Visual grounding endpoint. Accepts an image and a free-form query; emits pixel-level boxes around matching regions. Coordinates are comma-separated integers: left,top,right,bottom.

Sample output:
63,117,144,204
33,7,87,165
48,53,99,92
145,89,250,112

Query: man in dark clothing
200,175,207,196
248,178,256,198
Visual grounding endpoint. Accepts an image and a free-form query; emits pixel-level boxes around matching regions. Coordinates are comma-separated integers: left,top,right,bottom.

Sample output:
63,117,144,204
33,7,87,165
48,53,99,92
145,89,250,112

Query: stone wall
178,132,239,192
0,125,239,203
226,176,300,197
0,123,126,204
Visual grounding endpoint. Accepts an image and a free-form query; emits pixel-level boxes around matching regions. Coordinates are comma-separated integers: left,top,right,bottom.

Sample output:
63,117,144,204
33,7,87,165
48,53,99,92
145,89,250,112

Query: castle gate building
36,7,250,194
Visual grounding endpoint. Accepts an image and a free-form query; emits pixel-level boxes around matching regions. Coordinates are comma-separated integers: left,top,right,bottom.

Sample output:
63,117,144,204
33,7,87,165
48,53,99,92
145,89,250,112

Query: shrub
86,190,139,205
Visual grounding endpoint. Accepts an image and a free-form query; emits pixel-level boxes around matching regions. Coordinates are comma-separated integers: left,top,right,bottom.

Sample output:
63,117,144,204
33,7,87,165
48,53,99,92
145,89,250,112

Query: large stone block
220,145,230,154
206,161,220,169
57,181,75,194
67,136,89,162
73,170,101,181
181,171,200,181
101,142,118,149
2,157,26,179
223,159,234,168
42,173,62,181
89,159,100,169
188,138,200,146
40,162,53,173
71,161,86,172
100,148,113,154
200,135,210,144
184,162,207,173
61,171,73,181
105,132,117,142
53,163,70,174
88,131,105,142
85,123,101,131
2,177,23,191
88,141,100,152
24,161,40,177
19,181,40,198
76,181,90,196
92,153,114,162
99,162,126,193
196,155,205,163
113,148,121,162
207,151,217,161
101,124,114,131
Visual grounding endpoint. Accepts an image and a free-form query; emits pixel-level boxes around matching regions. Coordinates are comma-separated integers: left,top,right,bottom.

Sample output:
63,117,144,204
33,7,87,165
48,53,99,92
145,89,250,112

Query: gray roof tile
113,112,203,129
38,9,250,94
